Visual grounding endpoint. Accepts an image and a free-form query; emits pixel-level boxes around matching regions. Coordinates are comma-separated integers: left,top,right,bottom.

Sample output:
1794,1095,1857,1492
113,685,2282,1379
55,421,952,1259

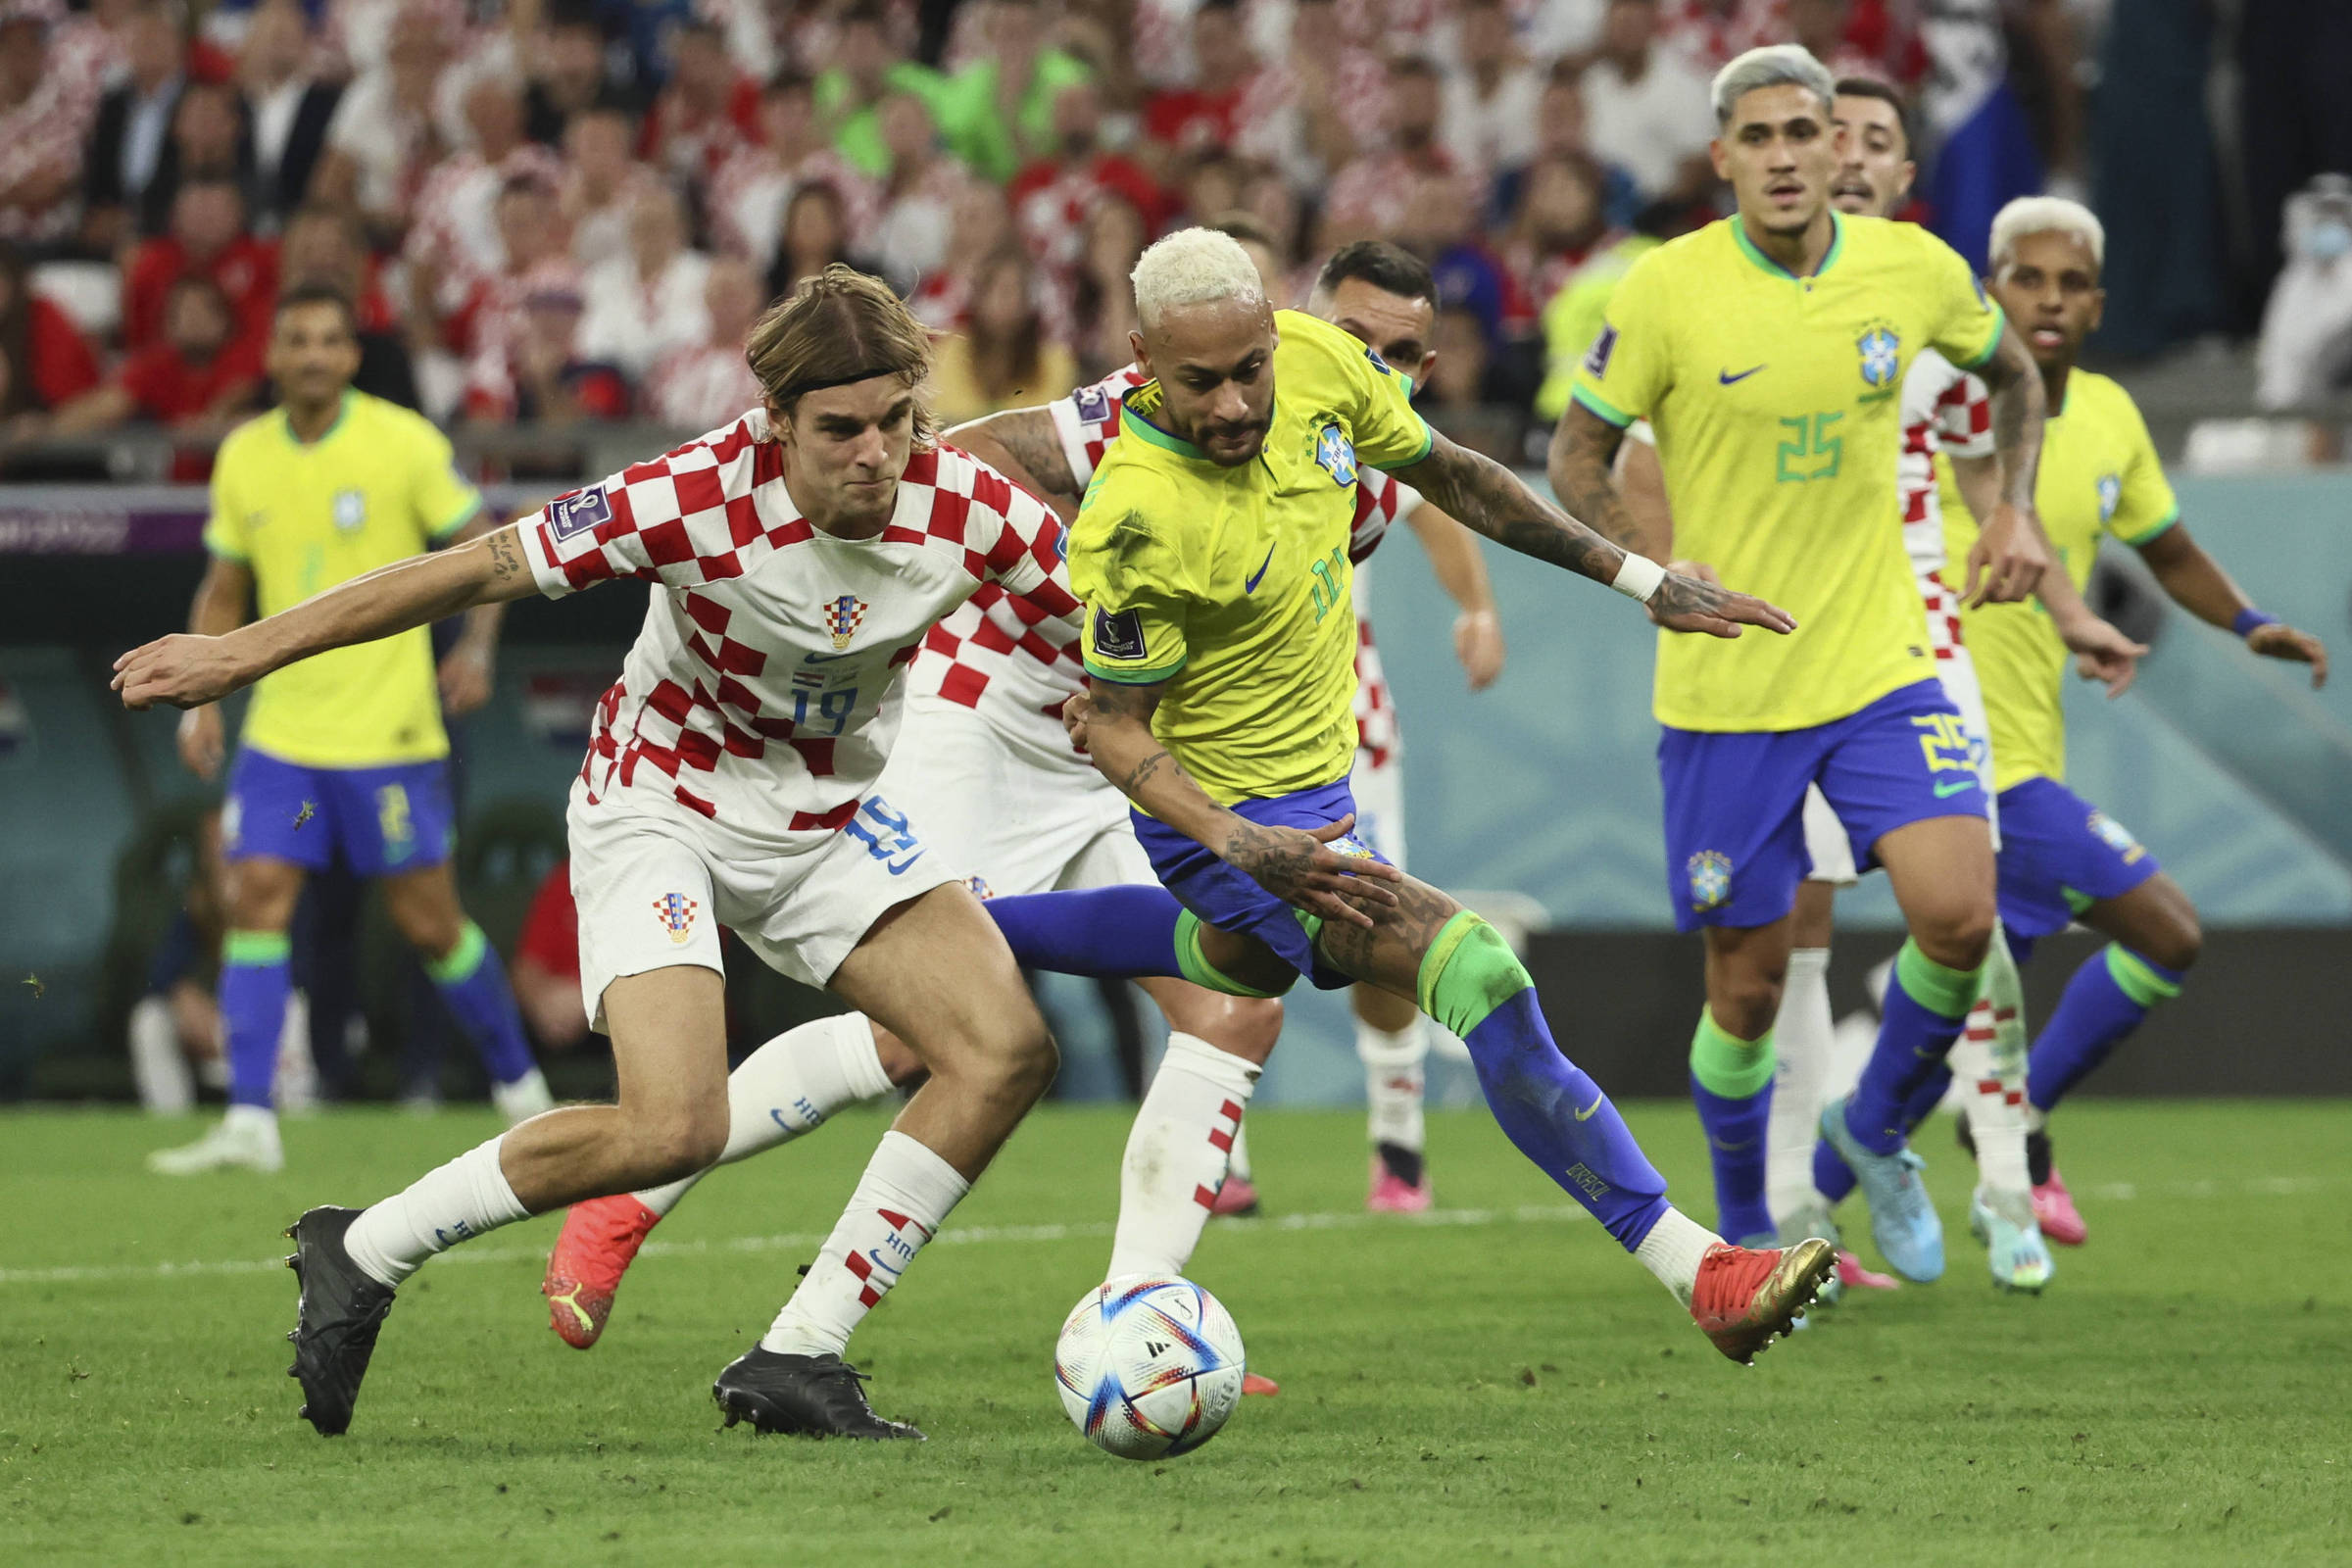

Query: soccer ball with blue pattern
1054,1275,1246,1460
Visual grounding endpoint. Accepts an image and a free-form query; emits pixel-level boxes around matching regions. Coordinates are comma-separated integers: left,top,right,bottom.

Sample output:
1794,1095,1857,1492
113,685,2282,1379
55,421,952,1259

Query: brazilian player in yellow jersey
1048,226,1837,1362
1940,197,2327,1240
149,282,551,1178
1548,44,2060,1282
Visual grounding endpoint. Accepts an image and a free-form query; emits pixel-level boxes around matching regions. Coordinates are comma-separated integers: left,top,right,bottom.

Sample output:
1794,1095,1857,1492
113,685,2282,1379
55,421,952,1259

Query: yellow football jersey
1570,213,2006,732
1070,310,1434,805
203,391,486,767
1941,370,2177,790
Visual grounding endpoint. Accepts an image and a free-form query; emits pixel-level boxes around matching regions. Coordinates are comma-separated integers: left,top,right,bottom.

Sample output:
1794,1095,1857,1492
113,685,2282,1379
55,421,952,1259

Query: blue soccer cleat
1818,1096,1944,1283
1969,1188,2054,1295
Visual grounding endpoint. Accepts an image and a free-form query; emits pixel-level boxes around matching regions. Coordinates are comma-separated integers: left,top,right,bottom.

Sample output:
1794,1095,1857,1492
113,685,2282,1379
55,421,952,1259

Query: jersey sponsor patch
1092,607,1147,662
548,486,613,541
1584,323,1618,376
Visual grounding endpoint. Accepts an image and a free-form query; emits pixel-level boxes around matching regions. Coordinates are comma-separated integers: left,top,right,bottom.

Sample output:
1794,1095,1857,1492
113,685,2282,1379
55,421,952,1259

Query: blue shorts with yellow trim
1657,679,1986,933
1129,777,1385,990
1992,775,2160,941
224,745,455,877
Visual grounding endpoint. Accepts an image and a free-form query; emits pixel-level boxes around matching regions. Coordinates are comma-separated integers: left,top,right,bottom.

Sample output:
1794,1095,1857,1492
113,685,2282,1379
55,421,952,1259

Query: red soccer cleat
1690,1238,1836,1365
1209,1175,1260,1218
2033,1169,2086,1246
1837,1250,1900,1291
543,1195,662,1348
1242,1373,1281,1397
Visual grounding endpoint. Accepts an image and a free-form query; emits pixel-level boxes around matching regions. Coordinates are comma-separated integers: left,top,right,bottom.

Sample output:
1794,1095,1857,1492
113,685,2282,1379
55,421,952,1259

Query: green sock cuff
1416,911,1532,1036
1894,938,1983,1019
425,921,488,986
222,929,290,966
1690,1010,1776,1099
2104,945,2182,1005
1174,909,1291,999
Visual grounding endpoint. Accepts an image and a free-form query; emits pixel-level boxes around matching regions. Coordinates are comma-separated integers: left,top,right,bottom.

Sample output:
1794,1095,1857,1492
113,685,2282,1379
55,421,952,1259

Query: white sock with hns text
760,1130,969,1359
1356,1016,1429,1162
633,1013,895,1217
1106,1032,1262,1278
345,1136,530,1288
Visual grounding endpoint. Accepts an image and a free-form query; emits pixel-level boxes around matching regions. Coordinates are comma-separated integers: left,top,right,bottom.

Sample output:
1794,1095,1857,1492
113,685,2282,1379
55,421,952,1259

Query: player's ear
1128,330,1150,378
764,396,794,446
1708,137,1730,181
2086,284,2106,335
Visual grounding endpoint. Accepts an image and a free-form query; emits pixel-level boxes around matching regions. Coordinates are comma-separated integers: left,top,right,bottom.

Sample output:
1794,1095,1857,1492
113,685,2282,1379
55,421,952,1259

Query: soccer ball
1054,1274,1247,1460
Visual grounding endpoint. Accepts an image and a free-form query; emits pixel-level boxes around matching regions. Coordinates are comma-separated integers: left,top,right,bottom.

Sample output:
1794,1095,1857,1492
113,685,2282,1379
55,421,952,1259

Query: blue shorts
1129,777,1388,990
223,746,456,877
1658,680,1988,933
1993,775,2160,940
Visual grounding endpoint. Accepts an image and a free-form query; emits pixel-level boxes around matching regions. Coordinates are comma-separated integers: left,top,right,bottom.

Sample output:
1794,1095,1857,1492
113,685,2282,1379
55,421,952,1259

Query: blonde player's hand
2247,621,2329,688
1649,561,1796,640
2058,612,2146,698
175,704,224,779
1963,502,2049,606
1453,608,1505,690
1224,813,1402,929
437,644,495,716
113,633,254,711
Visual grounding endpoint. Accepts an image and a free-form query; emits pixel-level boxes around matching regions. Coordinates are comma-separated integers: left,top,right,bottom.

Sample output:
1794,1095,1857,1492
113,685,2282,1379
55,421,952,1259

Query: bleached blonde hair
1131,226,1266,329
1989,196,2106,274
1710,44,1834,127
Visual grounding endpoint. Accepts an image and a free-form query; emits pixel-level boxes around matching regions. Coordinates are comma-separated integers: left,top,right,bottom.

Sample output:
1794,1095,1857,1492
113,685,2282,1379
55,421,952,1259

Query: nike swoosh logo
1934,778,1979,798
884,851,927,875
802,651,857,664
1245,544,1274,595
1718,365,1766,385
1573,1093,1604,1122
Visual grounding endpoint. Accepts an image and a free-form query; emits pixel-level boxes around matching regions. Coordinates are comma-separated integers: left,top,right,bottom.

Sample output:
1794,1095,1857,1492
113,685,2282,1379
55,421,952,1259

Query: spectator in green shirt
817,2,949,178
927,0,1094,185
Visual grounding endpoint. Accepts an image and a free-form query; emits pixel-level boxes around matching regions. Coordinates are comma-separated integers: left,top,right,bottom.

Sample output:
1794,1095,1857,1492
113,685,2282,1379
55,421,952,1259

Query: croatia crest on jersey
823,594,867,650
1858,325,1901,389
1314,422,1357,486
653,892,699,944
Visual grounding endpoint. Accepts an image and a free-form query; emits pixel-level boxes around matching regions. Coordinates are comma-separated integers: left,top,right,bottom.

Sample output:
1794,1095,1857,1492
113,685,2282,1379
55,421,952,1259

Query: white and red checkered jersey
1048,364,1422,764
518,415,1076,847
1898,347,1993,579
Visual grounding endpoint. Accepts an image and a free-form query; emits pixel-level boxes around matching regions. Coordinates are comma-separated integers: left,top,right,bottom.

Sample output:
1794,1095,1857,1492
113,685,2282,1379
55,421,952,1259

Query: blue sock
2028,946,2184,1111
1844,939,1983,1155
427,922,536,1086
220,930,291,1109
985,887,1185,978
1813,1137,1857,1205
1687,1010,1775,1243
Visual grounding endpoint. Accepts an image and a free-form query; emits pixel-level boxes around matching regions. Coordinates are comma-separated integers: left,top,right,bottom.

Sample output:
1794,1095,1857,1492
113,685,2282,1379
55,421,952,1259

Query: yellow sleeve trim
1570,384,1634,428
1083,654,1188,685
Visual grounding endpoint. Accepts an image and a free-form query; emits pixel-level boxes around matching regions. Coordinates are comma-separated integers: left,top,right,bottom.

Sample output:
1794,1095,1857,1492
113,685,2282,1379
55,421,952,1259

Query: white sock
1766,947,1833,1226
760,1129,968,1357
1962,928,2033,1196
344,1136,529,1288
275,991,318,1113
1634,1206,1721,1306
1226,1118,1253,1183
128,996,195,1114
1356,1015,1428,1154
634,1014,893,1217
1106,1032,1262,1278
224,1101,279,1142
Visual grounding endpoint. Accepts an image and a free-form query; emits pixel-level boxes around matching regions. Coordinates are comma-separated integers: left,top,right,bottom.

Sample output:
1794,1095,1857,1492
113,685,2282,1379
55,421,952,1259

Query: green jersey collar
1732,211,1843,282
281,390,355,448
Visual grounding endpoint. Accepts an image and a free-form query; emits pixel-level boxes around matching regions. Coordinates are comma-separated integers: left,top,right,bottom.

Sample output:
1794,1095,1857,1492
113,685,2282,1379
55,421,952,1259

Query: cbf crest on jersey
653,892,699,944
1687,850,1733,911
1314,421,1357,486
2096,473,2122,524
823,593,867,650
331,488,368,532
1857,324,1901,389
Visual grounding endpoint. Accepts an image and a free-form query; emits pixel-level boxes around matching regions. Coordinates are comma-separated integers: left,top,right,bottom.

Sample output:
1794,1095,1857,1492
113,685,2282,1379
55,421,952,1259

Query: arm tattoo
1400,432,1626,585
1120,750,1172,793
1977,328,2046,509
486,528,528,582
958,408,1079,503
1546,405,1655,559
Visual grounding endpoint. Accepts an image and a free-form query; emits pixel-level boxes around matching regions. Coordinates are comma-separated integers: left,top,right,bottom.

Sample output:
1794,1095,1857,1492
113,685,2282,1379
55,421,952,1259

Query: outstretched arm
1075,678,1401,927
2136,521,2328,687
1399,427,1793,638
945,407,1082,518
1960,326,2051,605
1401,501,1504,689
172,556,255,778
116,524,543,710
1546,402,1665,563
434,509,518,715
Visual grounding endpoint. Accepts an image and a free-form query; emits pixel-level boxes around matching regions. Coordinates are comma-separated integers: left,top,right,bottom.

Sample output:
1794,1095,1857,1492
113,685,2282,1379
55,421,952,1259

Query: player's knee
2140,906,2201,975
1705,975,1782,1043
1912,899,1996,971
633,1102,729,1184
871,1024,927,1088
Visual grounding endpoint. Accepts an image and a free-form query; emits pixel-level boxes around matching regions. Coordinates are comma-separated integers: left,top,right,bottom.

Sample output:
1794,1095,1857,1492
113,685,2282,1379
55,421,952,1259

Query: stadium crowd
0,0,2122,475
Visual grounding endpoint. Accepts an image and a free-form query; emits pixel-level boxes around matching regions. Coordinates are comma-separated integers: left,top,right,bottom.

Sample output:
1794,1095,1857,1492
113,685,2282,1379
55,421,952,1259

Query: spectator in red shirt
461,272,627,426
1323,55,1465,246
0,240,100,435
637,20,760,192
121,176,279,354
1011,79,1165,291
511,859,589,1053
51,273,264,476
1141,0,1259,157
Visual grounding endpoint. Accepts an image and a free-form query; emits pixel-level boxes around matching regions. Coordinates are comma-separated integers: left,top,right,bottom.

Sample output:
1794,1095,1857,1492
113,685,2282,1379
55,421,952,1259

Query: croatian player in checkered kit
116,268,1105,1441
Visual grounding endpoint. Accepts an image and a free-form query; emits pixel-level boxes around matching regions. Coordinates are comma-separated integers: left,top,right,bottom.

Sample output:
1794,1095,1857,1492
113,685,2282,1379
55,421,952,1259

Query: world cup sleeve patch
1073,384,1112,423
548,486,612,541
1584,324,1618,376
1093,608,1147,662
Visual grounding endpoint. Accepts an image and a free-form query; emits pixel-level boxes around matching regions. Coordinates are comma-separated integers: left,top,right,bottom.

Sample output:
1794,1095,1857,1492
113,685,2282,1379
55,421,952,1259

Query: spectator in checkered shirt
637,20,760,193
642,254,762,430
0,0,95,246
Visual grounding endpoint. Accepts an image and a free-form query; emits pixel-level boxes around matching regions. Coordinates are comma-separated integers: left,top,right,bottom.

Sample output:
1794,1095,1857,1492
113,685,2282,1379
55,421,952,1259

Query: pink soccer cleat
1242,1373,1281,1397
1837,1250,1901,1291
1367,1156,1433,1213
1208,1175,1260,1217
2033,1169,2087,1246
543,1195,662,1348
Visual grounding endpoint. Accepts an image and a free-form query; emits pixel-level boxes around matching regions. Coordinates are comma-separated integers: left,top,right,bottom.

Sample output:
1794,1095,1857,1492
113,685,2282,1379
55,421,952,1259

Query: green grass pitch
3,1101,2344,1566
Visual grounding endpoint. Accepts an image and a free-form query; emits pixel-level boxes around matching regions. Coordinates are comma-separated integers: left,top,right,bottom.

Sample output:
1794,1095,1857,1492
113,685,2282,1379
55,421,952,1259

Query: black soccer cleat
282,1205,396,1437
712,1348,925,1441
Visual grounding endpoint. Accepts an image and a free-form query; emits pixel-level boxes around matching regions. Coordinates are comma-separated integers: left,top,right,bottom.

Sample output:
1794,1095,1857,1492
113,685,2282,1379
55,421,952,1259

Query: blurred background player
147,281,550,1175
1936,197,2328,1245
956,229,1509,1215
1549,46,2051,1286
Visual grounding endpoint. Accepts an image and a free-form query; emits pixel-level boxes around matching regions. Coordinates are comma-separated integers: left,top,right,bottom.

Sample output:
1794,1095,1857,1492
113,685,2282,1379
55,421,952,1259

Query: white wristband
1609,551,1667,604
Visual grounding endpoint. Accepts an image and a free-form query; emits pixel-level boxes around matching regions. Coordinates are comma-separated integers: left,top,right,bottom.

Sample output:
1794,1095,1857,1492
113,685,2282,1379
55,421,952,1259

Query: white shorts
568,784,959,1030
1802,630,2000,887
872,695,1153,898
1347,743,1406,876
